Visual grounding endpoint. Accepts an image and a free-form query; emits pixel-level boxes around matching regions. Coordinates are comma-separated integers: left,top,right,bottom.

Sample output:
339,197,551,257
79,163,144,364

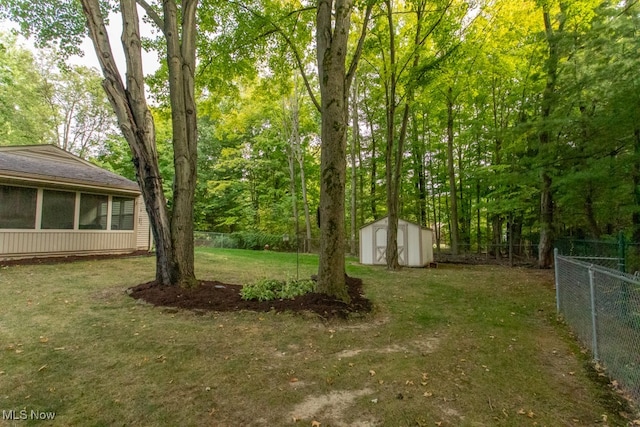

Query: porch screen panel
111,197,134,230
0,185,36,229
79,194,108,230
42,190,75,229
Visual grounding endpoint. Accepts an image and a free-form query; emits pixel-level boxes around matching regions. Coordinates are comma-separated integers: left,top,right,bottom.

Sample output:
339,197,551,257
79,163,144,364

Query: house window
0,185,37,229
41,190,75,229
111,197,134,230
79,194,108,230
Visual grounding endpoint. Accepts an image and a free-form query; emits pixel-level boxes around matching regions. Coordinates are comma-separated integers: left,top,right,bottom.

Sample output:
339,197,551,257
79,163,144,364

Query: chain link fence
194,231,357,255
556,235,640,274
555,249,640,405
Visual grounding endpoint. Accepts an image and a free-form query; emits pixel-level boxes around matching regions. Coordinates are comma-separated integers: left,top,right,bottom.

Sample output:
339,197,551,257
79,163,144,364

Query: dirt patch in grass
128,275,372,319
289,388,376,426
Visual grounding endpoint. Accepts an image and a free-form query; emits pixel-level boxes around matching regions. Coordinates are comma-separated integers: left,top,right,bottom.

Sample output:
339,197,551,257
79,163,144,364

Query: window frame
0,185,38,229
41,189,76,230
111,197,135,231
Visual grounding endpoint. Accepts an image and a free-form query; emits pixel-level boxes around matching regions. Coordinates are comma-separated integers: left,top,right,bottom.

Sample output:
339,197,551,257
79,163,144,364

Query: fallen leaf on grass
39,336,49,343
423,391,433,397
517,409,535,418
369,370,376,376
38,365,47,372
289,377,299,383
311,421,321,427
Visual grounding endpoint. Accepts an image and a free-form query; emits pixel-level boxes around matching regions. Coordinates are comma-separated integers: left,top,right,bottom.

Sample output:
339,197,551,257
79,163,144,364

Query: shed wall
405,221,421,267
359,226,373,265
359,217,434,267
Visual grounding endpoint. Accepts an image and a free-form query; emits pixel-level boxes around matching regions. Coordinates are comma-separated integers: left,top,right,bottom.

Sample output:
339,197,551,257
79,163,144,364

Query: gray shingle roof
0,145,140,193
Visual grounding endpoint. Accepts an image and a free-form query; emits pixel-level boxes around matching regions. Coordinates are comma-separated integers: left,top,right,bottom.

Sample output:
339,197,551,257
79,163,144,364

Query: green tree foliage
3,0,640,272
0,33,56,145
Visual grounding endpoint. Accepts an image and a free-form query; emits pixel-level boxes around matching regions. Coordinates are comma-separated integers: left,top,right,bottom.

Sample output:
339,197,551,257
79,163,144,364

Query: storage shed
0,144,152,260
359,217,433,267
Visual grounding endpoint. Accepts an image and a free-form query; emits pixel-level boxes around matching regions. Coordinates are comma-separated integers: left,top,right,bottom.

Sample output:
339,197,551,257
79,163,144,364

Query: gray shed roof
0,145,140,193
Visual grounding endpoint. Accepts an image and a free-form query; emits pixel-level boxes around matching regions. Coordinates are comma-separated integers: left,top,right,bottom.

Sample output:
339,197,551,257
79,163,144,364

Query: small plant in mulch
240,277,316,301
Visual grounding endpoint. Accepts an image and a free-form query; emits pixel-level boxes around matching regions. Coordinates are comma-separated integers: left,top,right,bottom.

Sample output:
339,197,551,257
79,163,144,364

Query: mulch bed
128,275,372,319
0,250,153,267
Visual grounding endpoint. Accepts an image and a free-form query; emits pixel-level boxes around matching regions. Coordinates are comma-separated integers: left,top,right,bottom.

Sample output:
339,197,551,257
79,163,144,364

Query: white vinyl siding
0,230,137,257
135,196,152,251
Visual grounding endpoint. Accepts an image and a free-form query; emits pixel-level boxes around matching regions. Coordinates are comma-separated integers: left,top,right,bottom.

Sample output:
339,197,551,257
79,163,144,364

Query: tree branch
346,2,374,91
226,0,321,112
135,0,165,34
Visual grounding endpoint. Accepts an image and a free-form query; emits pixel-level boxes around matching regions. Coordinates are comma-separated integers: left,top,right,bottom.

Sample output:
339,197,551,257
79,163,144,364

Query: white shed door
374,227,387,264
373,224,407,265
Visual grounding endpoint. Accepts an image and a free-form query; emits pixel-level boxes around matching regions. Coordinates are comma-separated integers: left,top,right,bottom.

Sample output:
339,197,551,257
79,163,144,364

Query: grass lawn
0,247,636,426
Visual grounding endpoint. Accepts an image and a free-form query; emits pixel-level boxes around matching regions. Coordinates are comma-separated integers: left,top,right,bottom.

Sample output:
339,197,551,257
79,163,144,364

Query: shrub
240,277,316,301
230,231,297,251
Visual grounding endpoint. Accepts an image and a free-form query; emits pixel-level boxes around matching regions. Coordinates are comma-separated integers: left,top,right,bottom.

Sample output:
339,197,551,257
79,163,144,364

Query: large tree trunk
537,6,564,268
315,0,371,300
315,0,352,302
81,0,198,286
163,0,198,286
383,0,399,270
383,0,423,270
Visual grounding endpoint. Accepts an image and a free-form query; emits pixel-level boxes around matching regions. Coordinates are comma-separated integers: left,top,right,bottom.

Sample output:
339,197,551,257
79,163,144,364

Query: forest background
1,0,639,269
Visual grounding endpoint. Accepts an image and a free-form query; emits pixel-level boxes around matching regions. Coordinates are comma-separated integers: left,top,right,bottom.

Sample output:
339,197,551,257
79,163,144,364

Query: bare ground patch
289,388,377,426
334,337,440,359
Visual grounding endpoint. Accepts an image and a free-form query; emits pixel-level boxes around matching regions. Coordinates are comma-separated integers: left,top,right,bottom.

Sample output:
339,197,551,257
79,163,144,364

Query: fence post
554,248,560,313
588,266,599,362
618,231,626,273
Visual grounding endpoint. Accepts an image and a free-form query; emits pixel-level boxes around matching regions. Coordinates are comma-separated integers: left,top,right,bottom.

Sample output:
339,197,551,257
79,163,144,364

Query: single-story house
0,144,152,260
359,216,434,267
